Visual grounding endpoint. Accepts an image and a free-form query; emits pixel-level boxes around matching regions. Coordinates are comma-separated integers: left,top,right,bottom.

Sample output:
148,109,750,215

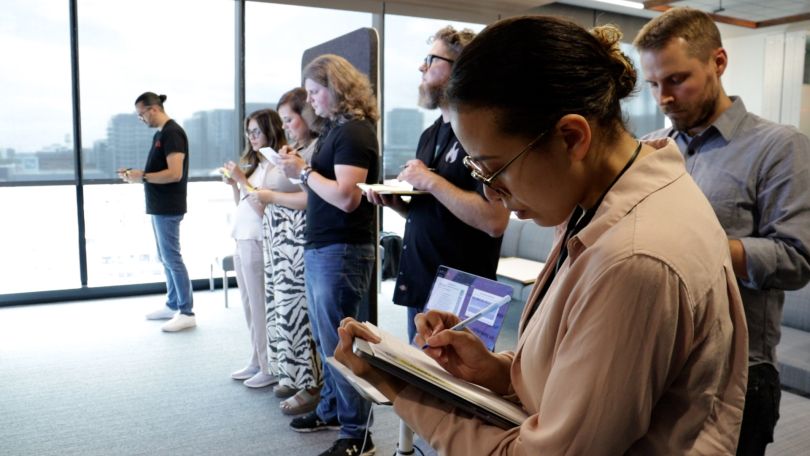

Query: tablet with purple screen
423,265,514,351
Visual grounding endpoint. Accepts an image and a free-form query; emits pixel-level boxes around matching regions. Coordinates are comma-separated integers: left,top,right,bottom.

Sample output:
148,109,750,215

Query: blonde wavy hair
302,54,379,124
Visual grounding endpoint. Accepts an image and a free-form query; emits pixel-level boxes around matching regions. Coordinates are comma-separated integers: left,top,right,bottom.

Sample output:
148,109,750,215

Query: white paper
424,277,468,315
258,146,282,165
465,289,503,326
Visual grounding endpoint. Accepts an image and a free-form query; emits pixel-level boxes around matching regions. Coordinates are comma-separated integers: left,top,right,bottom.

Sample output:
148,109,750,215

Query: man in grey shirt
635,7,810,455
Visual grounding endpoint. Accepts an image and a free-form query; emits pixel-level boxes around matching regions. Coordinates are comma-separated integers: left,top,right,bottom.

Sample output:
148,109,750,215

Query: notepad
357,182,428,195
352,322,529,429
326,356,391,405
217,167,256,192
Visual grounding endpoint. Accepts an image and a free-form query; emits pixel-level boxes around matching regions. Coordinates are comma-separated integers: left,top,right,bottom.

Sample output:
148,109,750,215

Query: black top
144,119,189,215
393,117,503,309
305,118,379,248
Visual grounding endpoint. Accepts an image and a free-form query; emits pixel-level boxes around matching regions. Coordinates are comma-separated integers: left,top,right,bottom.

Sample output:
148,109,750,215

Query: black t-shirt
305,118,379,248
393,116,503,309
143,119,189,215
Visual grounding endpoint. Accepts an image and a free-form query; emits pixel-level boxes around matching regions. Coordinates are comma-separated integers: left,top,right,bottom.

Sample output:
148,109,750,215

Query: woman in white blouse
223,109,287,389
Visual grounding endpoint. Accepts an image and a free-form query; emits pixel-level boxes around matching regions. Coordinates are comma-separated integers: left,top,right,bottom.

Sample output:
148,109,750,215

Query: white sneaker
146,307,176,320
231,365,260,380
243,371,278,388
161,314,196,332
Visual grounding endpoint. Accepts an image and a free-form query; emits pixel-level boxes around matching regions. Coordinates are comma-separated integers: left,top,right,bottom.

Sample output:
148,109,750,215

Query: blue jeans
305,243,374,439
407,305,423,345
151,214,193,315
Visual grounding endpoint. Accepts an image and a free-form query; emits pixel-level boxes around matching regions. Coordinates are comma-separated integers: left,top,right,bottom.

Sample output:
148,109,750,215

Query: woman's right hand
414,310,511,394
224,161,245,183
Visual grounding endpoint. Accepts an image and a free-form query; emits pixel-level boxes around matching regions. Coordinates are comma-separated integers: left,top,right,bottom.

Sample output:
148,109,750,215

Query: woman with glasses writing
223,108,287,389
277,55,379,456
335,16,748,455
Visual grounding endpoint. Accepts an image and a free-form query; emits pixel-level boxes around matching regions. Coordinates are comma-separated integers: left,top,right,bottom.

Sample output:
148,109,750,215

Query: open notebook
353,322,529,429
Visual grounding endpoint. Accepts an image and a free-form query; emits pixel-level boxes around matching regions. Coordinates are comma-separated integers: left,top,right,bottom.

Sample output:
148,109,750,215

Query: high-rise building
107,113,153,178
383,107,423,178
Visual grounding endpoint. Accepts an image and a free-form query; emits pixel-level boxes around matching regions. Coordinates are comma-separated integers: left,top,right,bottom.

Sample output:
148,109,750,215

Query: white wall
723,32,766,117
720,22,810,126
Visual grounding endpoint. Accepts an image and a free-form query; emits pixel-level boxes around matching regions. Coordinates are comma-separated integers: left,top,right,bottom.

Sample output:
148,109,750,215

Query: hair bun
159,94,167,102
590,25,637,100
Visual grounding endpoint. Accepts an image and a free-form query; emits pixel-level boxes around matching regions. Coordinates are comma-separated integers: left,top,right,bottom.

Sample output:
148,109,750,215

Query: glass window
0,186,80,294
77,0,235,287
245,3,372,113
0,0,74,183
83,182,234,287
621,43,665,137
78,0,235,180
0,2,79,295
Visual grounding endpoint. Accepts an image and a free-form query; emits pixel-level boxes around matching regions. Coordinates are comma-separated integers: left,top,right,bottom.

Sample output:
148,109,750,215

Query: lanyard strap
521,141,642,333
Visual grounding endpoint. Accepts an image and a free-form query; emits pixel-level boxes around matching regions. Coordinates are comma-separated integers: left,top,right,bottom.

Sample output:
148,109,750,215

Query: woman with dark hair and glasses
335,16,748,455
223,108,287,389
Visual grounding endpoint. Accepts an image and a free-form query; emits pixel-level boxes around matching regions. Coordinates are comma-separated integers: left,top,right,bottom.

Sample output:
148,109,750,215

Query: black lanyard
521,141,642,333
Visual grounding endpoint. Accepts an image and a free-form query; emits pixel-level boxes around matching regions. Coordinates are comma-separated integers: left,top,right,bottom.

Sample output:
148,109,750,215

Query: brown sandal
273,384,298,398
279,389,320,416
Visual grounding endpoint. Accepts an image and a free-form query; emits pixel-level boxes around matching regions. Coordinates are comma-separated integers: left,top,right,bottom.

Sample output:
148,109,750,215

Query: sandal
280,389,320,416
273,384,298,398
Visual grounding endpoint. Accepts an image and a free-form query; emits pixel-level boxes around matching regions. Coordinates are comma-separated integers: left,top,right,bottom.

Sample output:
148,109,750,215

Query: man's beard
668,83,720,134
418,82,445,110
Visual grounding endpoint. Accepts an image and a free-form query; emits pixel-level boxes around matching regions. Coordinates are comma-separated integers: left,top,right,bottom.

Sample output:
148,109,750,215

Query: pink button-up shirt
393,139,748,455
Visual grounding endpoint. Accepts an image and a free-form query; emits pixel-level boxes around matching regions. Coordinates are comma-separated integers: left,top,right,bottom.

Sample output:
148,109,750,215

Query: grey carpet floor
1,283,809,455
0,290,402,456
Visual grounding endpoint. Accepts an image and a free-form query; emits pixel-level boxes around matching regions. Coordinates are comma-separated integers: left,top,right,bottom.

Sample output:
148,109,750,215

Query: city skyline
0,104,426,182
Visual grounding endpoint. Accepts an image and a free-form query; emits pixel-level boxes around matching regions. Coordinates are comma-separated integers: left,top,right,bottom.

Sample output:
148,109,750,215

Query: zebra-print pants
263,204,321,390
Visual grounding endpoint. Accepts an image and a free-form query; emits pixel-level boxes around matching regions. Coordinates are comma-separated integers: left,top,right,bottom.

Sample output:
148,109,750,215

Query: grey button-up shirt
644,96,810,367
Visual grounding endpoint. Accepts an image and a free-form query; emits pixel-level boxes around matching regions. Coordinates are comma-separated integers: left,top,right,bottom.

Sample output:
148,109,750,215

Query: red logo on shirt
155,140,161,148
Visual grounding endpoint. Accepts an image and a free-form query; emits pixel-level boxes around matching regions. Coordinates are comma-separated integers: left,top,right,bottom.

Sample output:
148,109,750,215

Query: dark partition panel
301,27,379,94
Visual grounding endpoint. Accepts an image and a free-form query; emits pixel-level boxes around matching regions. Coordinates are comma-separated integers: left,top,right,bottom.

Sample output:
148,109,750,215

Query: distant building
383,108,423,178
107,113,153,178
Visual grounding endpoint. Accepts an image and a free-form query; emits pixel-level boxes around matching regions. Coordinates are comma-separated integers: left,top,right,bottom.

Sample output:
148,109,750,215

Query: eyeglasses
136,105,153,120
245,128,263,139
423,54,454,68
463,130,547,194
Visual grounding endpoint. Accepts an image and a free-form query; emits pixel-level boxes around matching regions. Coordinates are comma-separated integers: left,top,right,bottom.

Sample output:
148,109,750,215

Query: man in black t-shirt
119,92,195,333
365,27,509,340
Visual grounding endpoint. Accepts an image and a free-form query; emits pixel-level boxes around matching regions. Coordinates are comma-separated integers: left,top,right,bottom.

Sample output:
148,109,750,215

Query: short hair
429,26,476,60
276,87,323,139
134,92,167,111
446,16,637,140
633,7,723,61
302,54,379,124
241,108,286,177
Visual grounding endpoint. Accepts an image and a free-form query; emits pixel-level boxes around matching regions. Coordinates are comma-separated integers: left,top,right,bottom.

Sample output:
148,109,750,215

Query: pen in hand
400,164,435,171
421,294,512,350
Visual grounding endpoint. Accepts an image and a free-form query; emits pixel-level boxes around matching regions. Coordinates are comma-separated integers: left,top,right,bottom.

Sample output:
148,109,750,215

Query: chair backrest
783,285,810,332
519,222,555,263
499,219,555,263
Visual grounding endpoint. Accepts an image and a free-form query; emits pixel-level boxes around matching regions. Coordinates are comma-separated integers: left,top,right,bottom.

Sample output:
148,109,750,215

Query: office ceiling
385,0,810,28
643,0,810,28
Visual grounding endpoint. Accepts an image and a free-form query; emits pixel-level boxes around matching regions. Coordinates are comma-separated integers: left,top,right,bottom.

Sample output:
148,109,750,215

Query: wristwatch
299,166,313,186
142,173,148,183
